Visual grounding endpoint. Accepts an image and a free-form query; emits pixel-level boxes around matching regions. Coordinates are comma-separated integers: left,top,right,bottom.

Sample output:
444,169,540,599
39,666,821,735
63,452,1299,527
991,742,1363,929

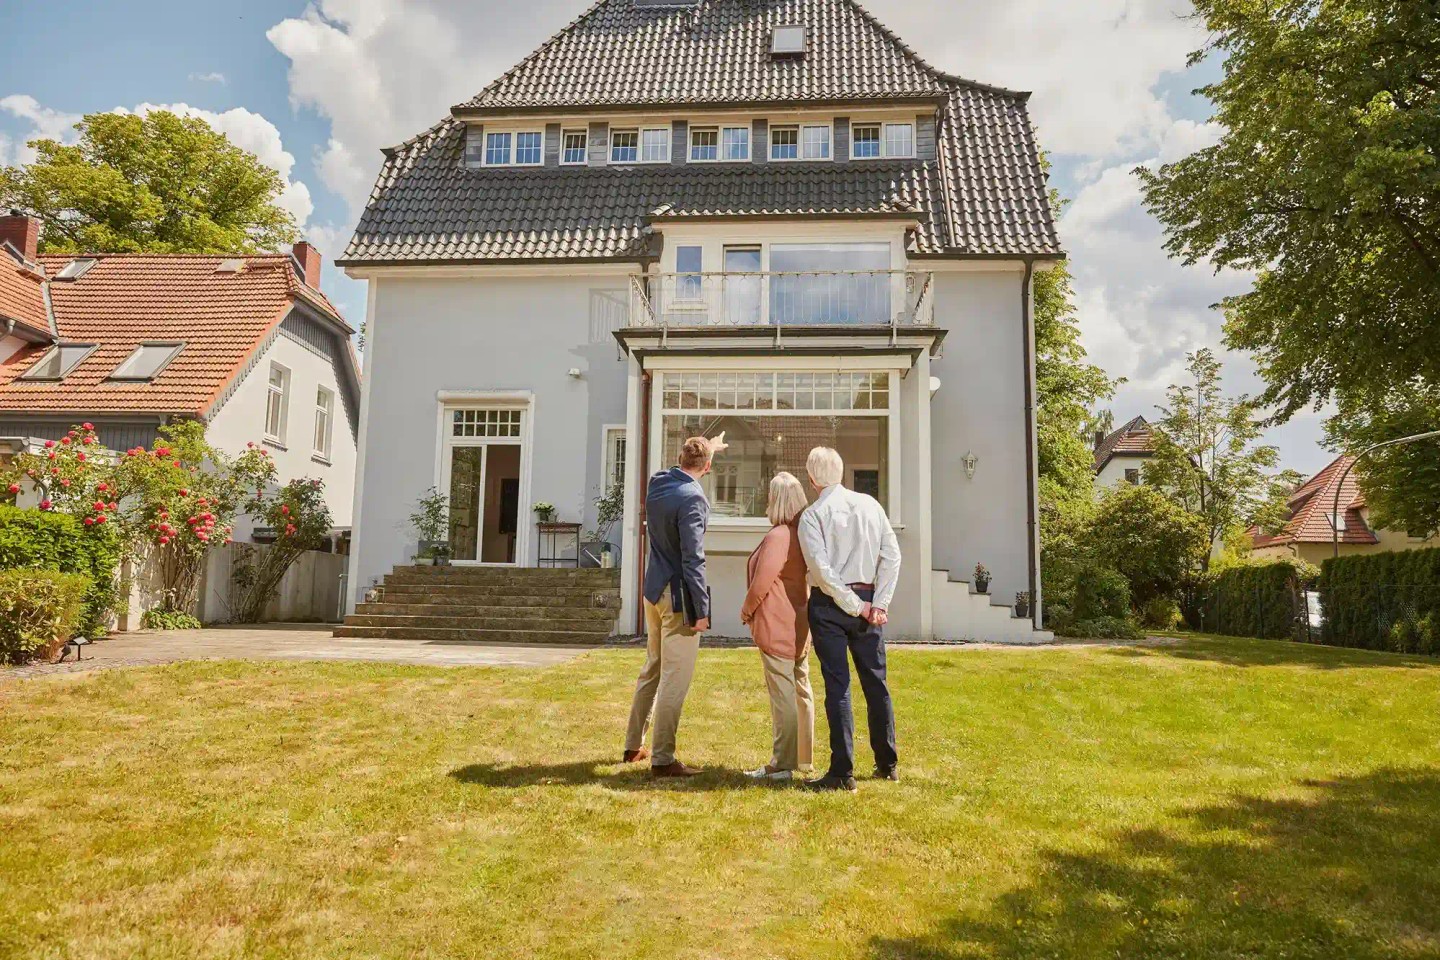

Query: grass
3,635,1440,959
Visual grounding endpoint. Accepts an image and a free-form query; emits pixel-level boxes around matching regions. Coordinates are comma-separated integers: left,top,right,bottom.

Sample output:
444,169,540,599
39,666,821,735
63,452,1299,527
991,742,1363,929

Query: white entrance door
441,407,527,565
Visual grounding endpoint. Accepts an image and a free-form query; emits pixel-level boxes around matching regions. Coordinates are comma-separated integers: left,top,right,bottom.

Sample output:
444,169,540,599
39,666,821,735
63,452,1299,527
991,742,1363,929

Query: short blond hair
806,446,844,488
767,471,808,525
678,436,712,471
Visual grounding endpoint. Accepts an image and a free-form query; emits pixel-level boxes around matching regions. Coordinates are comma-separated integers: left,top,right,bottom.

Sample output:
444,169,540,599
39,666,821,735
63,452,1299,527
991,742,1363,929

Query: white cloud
0,94,83,164
189,72,228,85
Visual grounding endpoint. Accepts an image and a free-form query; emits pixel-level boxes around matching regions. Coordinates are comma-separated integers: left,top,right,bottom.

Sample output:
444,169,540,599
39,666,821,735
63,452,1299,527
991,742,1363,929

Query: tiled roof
1249,455,1379,548
342,0,1060,265
0,248,48,336
1093,416,1154,471
0,255,351,418
458,0,953,112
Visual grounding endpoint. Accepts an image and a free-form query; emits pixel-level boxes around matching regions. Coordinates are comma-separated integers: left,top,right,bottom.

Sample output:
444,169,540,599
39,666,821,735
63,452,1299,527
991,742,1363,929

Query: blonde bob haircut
766,471,809,526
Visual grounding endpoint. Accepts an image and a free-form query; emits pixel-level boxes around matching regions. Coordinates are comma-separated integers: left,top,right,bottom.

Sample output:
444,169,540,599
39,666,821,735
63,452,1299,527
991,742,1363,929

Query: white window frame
769,124,800,161
433,393,535,567
265,362,291,446
850,120,916,160
769,122,832,161
602,424,627,494
482,128,545,167
313,385,335,462
689,126,720,163
721,125,752,162
19,343,96,381
639,126,672,164
610,128,640,164
561,129,589,166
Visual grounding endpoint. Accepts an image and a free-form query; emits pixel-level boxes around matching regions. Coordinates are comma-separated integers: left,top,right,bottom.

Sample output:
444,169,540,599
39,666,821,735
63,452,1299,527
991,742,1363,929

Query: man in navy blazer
624,432,727,777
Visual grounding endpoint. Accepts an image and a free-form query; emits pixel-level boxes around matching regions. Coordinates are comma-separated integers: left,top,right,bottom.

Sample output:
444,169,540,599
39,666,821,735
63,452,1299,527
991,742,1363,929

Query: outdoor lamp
963,450,978,480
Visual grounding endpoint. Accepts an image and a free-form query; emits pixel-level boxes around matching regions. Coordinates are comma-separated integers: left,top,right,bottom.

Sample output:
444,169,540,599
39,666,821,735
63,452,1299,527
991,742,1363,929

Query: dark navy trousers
808,588,898,779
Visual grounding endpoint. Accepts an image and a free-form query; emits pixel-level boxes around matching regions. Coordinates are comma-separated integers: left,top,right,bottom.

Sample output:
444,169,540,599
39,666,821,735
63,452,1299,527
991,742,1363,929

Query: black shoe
802,774,858,793
874,767,899,782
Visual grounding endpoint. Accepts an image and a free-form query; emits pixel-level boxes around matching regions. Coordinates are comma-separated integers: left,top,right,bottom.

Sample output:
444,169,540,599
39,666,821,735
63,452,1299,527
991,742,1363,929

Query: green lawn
4,637,1440,960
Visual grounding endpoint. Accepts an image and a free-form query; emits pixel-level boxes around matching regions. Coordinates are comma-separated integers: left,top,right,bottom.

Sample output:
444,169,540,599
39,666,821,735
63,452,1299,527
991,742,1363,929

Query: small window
484,132,512,166
1328,511,1348,532
690,127,719,162
562,130,588,165
722,126,751,161
55,258,97,281
110,342,183,381
770,125,799,161
1124,468,1140,485
852,123,881,159
20,343,95,381
265,362,291,443
611,129,639,163
885,122,915,158
771,25,807,56
640,127,670,163
314,386,335,460
802,124,831,160
514,131,543,166
603,426,627,492
215,258,246,274
676,246,703,301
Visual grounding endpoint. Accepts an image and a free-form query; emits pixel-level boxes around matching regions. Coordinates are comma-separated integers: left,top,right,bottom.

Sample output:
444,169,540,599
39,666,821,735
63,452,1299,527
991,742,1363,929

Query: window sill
263,437,287,452
311,453,332,466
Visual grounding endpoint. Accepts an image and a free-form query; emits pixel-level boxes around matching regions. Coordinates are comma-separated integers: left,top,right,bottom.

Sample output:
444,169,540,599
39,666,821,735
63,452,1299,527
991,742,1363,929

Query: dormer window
770,123,832,161
19,343,96,381
771,25,807,57
562,129,588,165
110,342,184,382
55,258,97,281
483,130,544,167
611,126,670,164
851,121,915,160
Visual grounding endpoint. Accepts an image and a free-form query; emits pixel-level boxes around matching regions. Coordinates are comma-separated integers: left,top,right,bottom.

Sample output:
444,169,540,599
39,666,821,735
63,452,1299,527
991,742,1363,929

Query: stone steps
929,569,1055,644
345,614,615,633
332,625,610,645
356,602,617,620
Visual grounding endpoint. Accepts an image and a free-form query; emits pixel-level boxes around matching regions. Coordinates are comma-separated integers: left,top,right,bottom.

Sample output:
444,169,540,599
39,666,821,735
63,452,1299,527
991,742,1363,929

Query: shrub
1190,558,1316,640
1065,616,1144,640
1073,564,1132,621
1140,596,1183,631
1046,562,1141,637
140,609,202,631
1088,484,1209,607
1319,547,1440,653
0,569,90,663
0,504,120,636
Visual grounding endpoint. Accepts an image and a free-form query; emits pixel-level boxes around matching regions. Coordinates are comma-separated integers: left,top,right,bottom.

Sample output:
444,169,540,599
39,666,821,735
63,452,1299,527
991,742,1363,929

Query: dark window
1125,468,1140,484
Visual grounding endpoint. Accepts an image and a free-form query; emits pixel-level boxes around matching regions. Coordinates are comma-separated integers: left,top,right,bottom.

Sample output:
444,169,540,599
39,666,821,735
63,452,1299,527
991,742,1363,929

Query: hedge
0,569,90,663
0,504,120,637
1190,559,1315,640
1320,547,1440,654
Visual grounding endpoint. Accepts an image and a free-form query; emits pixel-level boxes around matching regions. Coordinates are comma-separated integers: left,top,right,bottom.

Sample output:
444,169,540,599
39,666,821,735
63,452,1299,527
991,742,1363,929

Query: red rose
59,478,71,487
95,515,107,524
179,489,189,497
196,531,209,541
82,422,94,431
83,517,94,526
76,453,86,462
61,437,71,445
44,440,55,449
39,500,52,510
159,536,170,545
97,482,108,492
6,484,18,494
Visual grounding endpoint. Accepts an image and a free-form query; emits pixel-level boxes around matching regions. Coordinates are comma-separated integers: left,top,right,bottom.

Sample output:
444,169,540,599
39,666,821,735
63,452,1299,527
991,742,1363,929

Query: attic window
110,342,184,382
771,25,807,57
19,343,96,381
1328,511,1348,532
55,258,97,281
215,258,246,273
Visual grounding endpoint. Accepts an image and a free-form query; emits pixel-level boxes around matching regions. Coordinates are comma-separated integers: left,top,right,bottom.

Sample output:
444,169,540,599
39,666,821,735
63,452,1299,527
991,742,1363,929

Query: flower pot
1014,599,1030,618
415,557,434,567
976,581,990,596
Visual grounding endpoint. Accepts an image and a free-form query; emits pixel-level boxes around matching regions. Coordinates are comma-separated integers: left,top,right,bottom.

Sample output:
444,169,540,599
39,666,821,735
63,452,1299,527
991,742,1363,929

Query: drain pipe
1020,259,1041,627
634,371,653,636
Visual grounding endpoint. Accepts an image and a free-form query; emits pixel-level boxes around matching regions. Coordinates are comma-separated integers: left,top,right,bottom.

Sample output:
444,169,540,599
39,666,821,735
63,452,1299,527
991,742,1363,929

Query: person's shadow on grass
449,759,757,792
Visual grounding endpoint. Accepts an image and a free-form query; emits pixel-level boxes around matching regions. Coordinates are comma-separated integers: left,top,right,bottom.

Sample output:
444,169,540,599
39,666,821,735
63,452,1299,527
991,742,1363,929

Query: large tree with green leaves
1145,349,1284,566
0,110,297,254
1325,383,1440,536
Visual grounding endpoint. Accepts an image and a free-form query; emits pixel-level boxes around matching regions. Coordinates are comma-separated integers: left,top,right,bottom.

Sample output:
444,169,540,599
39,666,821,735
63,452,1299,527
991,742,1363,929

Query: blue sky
0,0,1334,476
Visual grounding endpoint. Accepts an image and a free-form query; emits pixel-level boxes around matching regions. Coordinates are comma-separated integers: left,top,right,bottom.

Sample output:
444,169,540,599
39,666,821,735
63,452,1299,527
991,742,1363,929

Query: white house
1093,416,1156,490
340,0,1061,642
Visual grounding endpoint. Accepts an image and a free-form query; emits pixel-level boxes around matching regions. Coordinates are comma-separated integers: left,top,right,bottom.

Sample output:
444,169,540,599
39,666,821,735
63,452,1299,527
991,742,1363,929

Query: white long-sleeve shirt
797,484,902,617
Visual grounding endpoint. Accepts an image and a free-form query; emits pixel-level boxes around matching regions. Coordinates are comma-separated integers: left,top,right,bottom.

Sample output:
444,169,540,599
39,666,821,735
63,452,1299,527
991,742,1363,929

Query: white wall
1096,455,1148,490
209,327,358,538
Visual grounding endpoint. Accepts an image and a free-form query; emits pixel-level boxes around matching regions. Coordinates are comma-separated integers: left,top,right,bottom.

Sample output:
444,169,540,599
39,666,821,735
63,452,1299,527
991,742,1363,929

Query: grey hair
767,471,808,525
806,446,844,488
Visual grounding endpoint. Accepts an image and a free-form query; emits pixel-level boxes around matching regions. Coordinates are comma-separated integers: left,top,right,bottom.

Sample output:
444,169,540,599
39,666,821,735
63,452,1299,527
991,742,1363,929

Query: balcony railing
628,270,935,329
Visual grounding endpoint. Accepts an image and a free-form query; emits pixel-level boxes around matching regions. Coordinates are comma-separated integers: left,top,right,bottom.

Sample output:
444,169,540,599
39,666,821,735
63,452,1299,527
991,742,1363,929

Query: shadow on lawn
871,768,1440,959
1107,636,1440,671
449,759,754,792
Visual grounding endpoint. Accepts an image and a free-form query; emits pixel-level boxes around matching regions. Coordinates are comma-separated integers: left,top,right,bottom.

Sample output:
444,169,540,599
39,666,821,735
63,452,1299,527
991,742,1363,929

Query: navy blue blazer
642,467,711,625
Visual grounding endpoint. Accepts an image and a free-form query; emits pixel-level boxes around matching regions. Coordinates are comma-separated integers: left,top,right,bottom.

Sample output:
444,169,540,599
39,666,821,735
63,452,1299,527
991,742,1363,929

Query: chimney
1094,429,1106,451
291,240,322,288
0,210,40,262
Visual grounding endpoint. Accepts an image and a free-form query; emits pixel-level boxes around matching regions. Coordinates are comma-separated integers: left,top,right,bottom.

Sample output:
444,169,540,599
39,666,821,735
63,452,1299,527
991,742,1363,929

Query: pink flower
81,422,94,431
83,517,94,526
95,515,107,524
39,500,52,511
93,501,106,512
280,505,290,516
109,502,118,512
6,484,18,494
195,531,209,541
97,482,108,492
59,478,71,488
44,440,55,449
47,452,56,461
76,453,86,462
61,437,71,446
159,536,170,545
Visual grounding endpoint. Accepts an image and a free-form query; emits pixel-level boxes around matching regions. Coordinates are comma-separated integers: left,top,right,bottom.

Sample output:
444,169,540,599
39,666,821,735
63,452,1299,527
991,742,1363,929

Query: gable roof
341,0,1060,266
1248,454,1380,548
1093,416,1155,471
0,254,352,419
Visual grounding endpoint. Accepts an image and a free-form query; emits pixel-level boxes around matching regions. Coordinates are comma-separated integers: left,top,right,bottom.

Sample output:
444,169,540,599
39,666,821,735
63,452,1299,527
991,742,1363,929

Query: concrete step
343,614,614,633
332,625,613,645
356,602,617,620
375,583,620,602
386,567,620,585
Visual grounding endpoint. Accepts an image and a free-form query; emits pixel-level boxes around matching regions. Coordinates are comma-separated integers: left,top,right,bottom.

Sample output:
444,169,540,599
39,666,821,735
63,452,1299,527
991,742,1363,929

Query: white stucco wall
208,326,358,538
1095,454,1148,490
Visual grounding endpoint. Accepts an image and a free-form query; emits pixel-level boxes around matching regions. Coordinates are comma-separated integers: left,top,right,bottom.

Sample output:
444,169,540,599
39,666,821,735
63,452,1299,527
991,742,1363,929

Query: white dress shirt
797,484,902,617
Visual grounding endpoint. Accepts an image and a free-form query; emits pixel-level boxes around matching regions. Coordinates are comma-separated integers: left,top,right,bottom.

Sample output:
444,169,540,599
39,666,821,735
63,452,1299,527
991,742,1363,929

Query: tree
1088,484,1210,608
0,110,297,254
1144,349,1283,565
227,478,333,624
1326,382,1440,536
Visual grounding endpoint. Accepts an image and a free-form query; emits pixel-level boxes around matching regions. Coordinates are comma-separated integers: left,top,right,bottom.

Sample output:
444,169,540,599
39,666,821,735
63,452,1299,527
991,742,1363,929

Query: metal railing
628,270,936,328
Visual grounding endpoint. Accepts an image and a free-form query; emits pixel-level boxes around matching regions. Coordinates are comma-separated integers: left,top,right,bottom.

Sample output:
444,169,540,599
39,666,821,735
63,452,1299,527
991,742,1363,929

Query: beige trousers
760,644,815,773
625,591,700,766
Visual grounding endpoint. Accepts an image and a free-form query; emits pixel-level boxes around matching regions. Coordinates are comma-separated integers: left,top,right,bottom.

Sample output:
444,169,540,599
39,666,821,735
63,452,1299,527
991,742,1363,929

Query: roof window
19,343,96,381
110,342,184,382
215,258,246,273
55,258,97,281
771,25,807,57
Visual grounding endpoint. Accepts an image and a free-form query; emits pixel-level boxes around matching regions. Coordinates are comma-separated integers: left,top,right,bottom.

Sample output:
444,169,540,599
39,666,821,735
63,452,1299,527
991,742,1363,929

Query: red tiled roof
1093,415,1154,471
0,254,350,418
0,248,48,336
1249,454,1379,548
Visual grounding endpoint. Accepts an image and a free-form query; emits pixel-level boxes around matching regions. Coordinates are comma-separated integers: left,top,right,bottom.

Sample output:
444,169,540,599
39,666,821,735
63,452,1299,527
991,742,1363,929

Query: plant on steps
973,563,991,594
409,488,452,566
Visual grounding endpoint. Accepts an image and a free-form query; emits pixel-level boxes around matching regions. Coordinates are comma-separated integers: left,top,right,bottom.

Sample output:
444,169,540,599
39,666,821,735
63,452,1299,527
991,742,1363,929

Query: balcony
628,270,935,329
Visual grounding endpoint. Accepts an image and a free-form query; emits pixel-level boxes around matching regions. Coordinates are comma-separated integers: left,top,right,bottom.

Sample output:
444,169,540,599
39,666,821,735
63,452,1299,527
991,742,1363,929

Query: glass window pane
447,447,484,562
485,132,512,165
770,126,798,160
690,128,718,161
852,124,880,158
802,125,831,160
722,126,750,161
611,131,638,163
515,131,543,164
563,131,588,164
885,123,914,158
641,128,669,162
769,243,892,325
112,343,181,380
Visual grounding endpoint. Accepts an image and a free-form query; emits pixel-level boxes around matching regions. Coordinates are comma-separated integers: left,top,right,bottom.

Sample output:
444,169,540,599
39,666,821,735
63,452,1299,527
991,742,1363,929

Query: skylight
19,343,96,381
110,342,184,382
55,258,97,281
771,25,807,56
215,258,246,273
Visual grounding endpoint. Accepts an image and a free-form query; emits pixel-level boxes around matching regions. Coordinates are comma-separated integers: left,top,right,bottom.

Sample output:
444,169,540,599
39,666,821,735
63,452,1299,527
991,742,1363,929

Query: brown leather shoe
651,760,702,778
622,748,650,764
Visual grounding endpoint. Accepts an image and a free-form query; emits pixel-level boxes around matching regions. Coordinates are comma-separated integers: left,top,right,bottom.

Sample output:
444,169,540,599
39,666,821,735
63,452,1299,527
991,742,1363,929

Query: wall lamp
963,450,978,480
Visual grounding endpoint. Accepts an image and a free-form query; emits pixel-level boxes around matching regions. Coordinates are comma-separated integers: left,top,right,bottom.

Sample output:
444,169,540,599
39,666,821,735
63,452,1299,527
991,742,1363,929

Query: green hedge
0,505,120,637
1191,560,1314,640
0,569,90,663
1320,547,1440,654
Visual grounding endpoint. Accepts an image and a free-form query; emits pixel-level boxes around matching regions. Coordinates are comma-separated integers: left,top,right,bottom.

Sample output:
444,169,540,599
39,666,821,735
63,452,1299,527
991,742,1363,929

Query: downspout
1020,258,1041,628
634,371,653,636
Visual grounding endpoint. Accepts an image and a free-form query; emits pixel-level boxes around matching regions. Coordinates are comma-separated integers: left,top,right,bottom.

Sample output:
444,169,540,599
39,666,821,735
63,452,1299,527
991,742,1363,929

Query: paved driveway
2,625,594,680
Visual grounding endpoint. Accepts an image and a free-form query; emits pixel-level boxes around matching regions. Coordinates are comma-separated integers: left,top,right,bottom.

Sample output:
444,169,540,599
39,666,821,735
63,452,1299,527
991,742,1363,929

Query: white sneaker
745,766,793,781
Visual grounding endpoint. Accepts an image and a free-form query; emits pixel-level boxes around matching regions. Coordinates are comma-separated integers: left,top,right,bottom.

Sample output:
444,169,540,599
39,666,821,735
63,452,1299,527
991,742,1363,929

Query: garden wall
198,543,347,624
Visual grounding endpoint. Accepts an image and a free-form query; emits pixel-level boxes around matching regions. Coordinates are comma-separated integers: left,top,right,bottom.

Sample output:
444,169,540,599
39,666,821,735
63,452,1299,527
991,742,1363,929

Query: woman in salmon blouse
741,471,815,781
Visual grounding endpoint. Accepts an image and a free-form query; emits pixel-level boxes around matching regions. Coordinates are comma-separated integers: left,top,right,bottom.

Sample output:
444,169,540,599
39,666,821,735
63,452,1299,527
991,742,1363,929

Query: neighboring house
1093,416,1155,489
340,0,1061,641
0,211,360,541
1248,454,1440,565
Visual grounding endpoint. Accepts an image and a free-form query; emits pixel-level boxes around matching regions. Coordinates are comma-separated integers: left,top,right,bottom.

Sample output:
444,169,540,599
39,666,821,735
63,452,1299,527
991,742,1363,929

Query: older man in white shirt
796,446,901,793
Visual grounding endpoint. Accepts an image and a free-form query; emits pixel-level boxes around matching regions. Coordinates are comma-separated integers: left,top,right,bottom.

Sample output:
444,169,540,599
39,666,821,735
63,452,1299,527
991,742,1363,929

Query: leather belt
849,582,875,590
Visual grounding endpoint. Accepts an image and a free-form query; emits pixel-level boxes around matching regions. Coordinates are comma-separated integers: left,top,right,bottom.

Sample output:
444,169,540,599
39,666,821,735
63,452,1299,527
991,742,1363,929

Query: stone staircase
930,568,1055,644
334,566,622,645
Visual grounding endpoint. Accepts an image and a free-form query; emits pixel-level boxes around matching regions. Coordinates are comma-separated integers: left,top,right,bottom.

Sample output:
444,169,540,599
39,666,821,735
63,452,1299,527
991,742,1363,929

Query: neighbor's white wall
348,273,630,608
1095,455,1147,490
209,329,358,538
928,266,1033,608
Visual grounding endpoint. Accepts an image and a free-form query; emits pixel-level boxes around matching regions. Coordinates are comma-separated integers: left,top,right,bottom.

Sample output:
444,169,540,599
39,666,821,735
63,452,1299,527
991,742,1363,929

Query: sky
0,0,1334,476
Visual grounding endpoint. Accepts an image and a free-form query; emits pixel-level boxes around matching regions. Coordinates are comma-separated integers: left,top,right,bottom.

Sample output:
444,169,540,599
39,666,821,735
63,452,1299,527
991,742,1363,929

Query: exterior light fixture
963,450,978,480
567,367,583,379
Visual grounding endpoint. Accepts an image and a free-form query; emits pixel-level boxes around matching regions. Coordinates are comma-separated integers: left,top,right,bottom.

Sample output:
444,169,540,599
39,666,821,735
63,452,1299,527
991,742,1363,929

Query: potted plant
533,501,557,523
581,482,624,568
973,563,991,595
409,487,451,567
1014,591,1030,619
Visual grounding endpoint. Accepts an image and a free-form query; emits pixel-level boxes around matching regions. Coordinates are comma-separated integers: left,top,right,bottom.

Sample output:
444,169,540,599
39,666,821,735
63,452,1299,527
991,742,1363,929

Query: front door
442,406,527,565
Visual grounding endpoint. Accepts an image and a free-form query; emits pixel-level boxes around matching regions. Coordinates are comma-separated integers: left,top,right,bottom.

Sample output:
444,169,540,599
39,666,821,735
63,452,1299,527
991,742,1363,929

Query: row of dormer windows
466,118,921,169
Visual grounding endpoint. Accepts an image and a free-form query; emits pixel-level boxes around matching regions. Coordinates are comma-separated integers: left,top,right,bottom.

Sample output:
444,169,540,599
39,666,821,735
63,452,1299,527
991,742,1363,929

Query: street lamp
1332,430,1440,560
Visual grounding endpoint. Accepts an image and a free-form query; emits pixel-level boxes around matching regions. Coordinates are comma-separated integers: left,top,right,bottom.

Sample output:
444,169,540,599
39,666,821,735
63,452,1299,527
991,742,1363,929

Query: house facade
341,0,1061,641
0,214,360,540
1093,416,1155,490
